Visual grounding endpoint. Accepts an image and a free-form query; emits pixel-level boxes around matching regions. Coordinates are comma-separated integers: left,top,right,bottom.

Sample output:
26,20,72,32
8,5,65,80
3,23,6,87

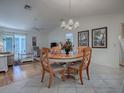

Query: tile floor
0,63,124,93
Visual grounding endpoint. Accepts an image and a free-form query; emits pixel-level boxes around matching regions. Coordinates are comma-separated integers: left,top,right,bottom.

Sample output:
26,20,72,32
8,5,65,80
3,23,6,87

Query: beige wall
121,24,124,38
48,14,124,68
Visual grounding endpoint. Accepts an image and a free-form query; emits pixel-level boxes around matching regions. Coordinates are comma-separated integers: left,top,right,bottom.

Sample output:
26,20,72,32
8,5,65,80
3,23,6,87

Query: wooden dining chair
50,46,66,66
50,46,61,54
77,46,87,54
40,47,65,88
70,46,87,65
68,47,92,85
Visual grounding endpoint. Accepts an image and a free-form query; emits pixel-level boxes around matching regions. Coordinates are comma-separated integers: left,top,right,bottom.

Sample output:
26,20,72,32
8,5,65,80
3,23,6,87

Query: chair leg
86,67,90,80
61,70,65,81
67,67,70,76
79,69,83,85
41,70,45,82
48,74,54,88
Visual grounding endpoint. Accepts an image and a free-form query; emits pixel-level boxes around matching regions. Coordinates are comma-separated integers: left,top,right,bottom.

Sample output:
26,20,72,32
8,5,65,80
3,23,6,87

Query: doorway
119,24,124,66
2,34,26,60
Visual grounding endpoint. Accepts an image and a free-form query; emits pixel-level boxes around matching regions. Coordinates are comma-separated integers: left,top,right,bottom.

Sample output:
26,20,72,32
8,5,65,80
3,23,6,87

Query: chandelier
61,0,79,31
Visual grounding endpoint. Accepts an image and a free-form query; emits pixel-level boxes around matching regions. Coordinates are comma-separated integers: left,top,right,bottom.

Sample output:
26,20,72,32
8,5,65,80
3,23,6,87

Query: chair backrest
82,47,92,68
50,46,61,54
40,47,51,72
77,46,87,54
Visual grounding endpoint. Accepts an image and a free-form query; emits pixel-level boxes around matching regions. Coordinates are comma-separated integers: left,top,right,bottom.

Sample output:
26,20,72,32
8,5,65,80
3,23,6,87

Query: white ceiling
0,0,124,31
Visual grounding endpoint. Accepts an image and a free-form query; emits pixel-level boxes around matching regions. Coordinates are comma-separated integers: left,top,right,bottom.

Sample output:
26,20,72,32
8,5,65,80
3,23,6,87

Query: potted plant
61,39,73,55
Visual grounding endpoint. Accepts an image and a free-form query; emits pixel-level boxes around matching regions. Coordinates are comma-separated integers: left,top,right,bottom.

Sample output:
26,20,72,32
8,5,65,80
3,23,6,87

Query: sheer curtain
0,32,3,51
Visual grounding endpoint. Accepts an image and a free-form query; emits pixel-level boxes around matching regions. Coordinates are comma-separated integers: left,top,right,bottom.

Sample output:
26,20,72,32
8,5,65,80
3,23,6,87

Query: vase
65,49,70,55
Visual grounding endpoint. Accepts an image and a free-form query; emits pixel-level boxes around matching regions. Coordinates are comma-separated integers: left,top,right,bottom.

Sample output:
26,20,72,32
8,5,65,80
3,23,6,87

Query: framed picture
78,30,89,46
92,27,107,48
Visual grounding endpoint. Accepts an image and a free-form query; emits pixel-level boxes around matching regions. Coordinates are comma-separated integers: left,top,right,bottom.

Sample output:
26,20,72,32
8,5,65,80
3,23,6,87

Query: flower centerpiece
61,39,73,55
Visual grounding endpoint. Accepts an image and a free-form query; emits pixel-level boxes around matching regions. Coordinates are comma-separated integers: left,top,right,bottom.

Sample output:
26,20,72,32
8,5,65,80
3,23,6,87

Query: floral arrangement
61,39,73,52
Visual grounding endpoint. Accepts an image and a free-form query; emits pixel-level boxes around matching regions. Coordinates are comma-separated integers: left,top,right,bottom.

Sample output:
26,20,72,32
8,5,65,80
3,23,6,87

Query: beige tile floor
0,62,124,93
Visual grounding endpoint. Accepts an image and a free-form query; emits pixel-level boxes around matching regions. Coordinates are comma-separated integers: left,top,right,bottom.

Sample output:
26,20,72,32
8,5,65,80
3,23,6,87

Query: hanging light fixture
61,0,79,31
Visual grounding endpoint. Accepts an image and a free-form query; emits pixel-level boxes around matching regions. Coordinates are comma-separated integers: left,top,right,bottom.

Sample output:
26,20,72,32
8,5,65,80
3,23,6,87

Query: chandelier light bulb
61,21,66,28
74,21,79,28
68,19,73,26
68,26,73,31
65,25,69,30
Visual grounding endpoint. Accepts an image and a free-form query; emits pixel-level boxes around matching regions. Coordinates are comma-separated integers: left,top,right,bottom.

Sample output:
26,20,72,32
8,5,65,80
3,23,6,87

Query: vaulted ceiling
0,0,124,31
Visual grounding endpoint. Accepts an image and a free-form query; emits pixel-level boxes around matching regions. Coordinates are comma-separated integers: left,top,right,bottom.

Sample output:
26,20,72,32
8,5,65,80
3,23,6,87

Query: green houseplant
61,39,72,55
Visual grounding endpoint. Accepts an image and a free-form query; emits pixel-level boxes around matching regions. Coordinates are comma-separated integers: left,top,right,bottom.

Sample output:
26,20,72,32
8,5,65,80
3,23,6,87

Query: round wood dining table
48,53,82,79
49,53,82,63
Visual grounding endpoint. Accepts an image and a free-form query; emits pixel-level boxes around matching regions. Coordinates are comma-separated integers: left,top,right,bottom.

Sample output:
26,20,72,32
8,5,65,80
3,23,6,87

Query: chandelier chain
69,0,71,19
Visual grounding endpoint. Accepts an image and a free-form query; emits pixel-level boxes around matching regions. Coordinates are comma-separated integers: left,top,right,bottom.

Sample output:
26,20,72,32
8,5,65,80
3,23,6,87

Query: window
66,33,73,43
2,33,26,60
